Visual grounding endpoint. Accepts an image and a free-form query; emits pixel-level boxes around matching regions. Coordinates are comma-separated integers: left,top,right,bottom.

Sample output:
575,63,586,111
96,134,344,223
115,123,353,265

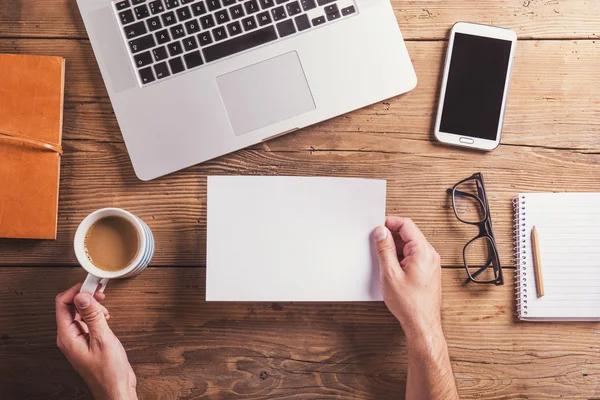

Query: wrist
401,318,445,349
404,322,447,360
89,382,137,400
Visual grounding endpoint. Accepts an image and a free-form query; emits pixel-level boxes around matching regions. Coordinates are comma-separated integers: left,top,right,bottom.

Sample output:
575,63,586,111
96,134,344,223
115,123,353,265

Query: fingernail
75,294,91,309
373,226,388,241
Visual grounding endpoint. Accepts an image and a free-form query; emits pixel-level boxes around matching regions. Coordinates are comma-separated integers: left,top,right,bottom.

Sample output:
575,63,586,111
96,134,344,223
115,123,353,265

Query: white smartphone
434,22,517,151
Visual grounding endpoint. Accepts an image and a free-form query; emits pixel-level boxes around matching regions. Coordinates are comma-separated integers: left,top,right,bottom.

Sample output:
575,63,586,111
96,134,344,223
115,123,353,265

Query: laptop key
226,20,243,36
256,11,272,25
165,0,180,9
132,0,147,4
169,57,186,74
129,34,156,53
341,5,355,15
323,4,337,14
300,0,316,11
134,4,150,19
286,1,301,16
207,0,222,11
244,0,260,14
191,2,208,15
311,15,325,25
119,9,135,24
181,0,195,3
155,29,171,44
170,24,186,39
133,51,153,68
200,14,216,29
176,6,193,21
202,25,277,63
241,16,257,30
153,46,169,61
326,10,339,20
185,19,201,34
138,66,155,84
184,50,204,68
215,9,230,24
316,0,334,5
124,21,148,38
149,0,165,13
161,11,177,25
230,5,245,19
223,0,236,5
154,61,171,79
212,26,228,41
183,36,199,51
276,19,295,37
271,6,286,21
259,0,275,8
275,0,289,4
198,32,213,46
116,0,131,10
294,14,310,31
168,41,184,56
147,16,162,31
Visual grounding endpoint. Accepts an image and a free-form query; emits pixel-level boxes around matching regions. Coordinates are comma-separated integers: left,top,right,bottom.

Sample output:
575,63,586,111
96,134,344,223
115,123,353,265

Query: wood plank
0,139,599,267
1,39,599,149
0,267,598,399
2,0,599,39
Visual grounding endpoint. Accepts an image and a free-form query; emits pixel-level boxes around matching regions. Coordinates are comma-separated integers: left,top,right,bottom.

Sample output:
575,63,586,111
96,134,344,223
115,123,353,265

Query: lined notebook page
515,193,600,321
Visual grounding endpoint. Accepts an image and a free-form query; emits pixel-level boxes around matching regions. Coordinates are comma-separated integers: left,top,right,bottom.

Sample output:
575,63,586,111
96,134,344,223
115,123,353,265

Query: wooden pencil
531,226,545,297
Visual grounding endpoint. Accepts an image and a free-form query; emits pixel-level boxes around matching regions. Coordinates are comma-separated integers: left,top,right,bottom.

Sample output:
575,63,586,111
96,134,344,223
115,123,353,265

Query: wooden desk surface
1,1,599,398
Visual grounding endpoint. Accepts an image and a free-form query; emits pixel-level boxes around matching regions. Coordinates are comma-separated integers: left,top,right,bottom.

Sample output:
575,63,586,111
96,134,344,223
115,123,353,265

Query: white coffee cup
74,208,155,294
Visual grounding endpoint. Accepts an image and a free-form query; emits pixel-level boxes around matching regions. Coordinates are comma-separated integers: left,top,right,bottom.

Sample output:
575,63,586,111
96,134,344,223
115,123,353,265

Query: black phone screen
440,32,513,141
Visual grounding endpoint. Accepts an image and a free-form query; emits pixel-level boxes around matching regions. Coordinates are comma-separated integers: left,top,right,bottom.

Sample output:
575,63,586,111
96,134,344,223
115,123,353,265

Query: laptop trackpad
217,52,316,136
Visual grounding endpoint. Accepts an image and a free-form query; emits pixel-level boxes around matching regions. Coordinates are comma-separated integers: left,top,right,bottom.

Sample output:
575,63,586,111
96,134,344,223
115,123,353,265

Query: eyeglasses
447,173,504,285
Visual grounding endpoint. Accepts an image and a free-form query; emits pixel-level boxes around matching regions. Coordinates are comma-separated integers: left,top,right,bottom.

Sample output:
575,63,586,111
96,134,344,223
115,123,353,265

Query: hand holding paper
373,217,443,339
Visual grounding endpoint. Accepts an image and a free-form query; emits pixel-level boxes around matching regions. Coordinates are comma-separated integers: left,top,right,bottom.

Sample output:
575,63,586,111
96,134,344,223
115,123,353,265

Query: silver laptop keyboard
115,0,357,85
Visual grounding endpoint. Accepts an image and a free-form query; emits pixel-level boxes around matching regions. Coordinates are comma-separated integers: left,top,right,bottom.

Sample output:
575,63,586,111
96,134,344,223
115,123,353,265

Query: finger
385,217,427,243
56,283,83,334
99,304,110,319
74,293,111,343
94,292,106,302
385,217,428,258
74,319,89,335
373,226,405,282
389,229,407,257
75,305,109,321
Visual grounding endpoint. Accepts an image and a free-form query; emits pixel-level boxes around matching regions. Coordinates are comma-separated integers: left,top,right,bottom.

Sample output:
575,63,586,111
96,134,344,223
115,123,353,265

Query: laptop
77,0,417,180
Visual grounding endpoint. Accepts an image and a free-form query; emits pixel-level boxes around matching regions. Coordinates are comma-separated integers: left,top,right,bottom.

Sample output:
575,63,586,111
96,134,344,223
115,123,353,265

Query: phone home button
459,137,475,144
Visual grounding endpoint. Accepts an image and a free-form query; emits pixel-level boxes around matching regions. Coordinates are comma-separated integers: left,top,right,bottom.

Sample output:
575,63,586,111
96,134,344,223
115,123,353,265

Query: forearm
405,326,458,400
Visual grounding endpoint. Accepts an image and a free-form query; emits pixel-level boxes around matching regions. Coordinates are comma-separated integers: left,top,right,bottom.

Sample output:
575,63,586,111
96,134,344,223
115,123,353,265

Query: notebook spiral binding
513,195,527,318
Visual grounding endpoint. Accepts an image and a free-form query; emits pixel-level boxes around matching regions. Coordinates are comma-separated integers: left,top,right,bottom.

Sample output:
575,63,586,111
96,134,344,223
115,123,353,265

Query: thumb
74,292,110,339
373,226,404,281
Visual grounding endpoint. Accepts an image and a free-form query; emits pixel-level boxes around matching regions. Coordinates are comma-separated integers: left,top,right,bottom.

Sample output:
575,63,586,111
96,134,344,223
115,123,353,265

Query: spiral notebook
514,193,600,321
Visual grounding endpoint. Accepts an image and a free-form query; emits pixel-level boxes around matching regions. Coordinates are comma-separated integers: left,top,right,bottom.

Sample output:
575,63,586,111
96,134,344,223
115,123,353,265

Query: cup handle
80,274,110,295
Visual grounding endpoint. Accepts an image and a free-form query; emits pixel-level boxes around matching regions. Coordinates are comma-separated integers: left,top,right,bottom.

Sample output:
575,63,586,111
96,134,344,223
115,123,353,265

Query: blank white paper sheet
206,176,386,301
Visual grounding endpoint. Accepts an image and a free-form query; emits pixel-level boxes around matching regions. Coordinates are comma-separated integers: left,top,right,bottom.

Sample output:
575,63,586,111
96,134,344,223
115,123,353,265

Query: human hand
56,283,137,400
373,217,442,342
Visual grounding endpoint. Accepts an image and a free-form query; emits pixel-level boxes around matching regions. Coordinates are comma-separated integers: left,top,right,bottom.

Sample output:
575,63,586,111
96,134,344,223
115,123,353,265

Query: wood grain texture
0,267,598,400
1,39,598,149
1,0,599,39
0,138,599,266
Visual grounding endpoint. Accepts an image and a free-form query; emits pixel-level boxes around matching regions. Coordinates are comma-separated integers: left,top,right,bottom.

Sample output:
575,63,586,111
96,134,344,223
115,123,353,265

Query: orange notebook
0,54,65,239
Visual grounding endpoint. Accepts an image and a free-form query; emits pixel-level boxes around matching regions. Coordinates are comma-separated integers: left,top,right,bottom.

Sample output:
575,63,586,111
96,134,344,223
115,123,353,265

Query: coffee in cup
74,208,155,294
85,216,140,272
